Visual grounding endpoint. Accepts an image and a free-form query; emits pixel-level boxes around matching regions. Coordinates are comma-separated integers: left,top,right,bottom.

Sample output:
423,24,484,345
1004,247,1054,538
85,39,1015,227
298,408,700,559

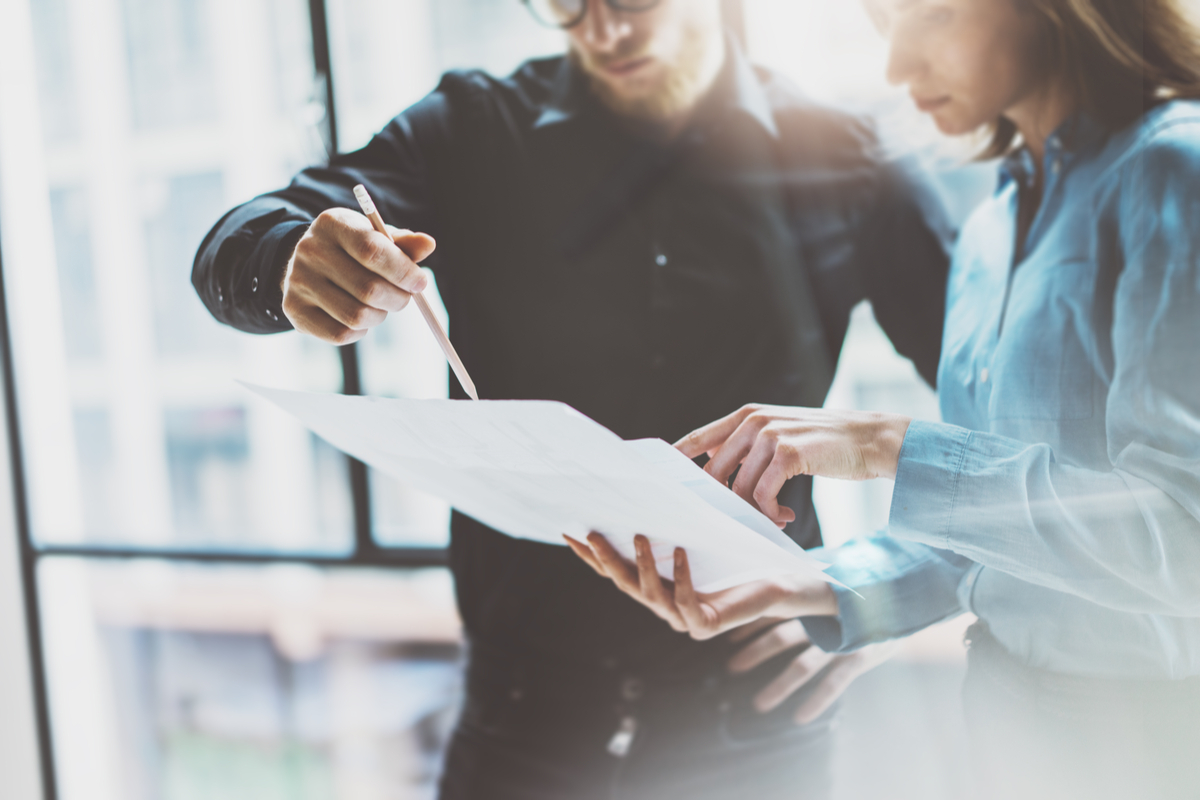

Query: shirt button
620,677,644,701
655,253,668,267
981,368,989,383
251,276,259,292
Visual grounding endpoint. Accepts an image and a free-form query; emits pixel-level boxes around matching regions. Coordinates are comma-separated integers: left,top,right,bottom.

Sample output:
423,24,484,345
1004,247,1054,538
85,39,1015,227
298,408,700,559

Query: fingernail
674,548,684,566
411,277,428,294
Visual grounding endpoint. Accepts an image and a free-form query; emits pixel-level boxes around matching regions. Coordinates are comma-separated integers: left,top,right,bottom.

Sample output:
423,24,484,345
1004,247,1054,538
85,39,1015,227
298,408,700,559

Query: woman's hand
675,404,912,526
728,618,900,724
566,533,894,726
564,532,837,639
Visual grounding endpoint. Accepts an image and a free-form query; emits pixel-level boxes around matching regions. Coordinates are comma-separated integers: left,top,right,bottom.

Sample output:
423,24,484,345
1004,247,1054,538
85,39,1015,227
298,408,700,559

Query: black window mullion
307,0,382,559
0,218,58,799
307,0,339,158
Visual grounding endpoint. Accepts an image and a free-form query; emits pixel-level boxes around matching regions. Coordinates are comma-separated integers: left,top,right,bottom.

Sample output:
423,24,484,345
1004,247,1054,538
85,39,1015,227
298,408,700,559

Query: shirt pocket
988,258,1098,422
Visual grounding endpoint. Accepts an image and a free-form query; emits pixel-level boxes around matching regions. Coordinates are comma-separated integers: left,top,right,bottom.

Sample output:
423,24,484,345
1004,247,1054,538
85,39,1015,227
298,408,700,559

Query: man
193,0,949,796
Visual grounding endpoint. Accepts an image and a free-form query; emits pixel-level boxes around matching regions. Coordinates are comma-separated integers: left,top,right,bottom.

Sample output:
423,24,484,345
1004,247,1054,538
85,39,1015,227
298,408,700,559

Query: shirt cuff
889,419,973,549
799,537,973,652
244,220,309,331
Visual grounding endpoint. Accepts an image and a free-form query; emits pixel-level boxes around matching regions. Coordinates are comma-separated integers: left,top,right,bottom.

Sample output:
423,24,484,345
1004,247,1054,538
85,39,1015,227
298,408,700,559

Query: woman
569,0,1200,795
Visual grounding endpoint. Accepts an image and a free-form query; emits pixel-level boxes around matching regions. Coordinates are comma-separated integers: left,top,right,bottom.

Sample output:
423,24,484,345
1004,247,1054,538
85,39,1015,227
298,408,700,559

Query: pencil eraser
352,184,376,216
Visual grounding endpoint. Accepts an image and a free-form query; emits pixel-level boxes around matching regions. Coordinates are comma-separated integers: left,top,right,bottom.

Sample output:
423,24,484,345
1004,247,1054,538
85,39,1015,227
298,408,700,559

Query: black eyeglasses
522,0,663,30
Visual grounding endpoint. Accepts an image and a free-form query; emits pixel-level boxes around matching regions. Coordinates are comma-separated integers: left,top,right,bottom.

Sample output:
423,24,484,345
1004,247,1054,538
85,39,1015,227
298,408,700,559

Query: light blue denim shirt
804,101,1200,679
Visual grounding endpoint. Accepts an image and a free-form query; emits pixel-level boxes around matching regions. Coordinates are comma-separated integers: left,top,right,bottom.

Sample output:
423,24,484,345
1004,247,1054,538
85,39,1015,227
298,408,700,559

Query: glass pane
741,1,997,548
327,0,566,153
0,0,352,550
361,285,452,548
39,557,463,799
326,0,563,547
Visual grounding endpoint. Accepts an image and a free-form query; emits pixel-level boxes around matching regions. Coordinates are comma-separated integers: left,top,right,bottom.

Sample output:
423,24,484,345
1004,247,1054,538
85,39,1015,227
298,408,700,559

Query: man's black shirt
194,47,950,674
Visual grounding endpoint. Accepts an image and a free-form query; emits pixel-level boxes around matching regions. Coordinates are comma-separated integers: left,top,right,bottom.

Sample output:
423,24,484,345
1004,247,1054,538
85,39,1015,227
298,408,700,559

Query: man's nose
580,0,632,52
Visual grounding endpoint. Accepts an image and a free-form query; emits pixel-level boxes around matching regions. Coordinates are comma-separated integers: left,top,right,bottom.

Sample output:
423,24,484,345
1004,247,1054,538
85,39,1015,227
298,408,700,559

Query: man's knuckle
330,326,357,346
361,278,391,306
358,237,388,268
294,235,318,259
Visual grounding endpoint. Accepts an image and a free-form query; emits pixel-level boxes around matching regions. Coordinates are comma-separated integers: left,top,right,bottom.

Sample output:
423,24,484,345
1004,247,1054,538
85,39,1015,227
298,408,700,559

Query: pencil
352,184,479,400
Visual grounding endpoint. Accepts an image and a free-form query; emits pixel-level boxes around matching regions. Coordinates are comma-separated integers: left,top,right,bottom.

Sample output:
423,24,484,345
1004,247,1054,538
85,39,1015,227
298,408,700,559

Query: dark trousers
963,622,1200,799
438,640,836,799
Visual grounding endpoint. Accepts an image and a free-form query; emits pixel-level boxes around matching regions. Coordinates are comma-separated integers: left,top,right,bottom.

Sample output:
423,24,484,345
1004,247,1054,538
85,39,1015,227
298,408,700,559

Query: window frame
0,1,446,795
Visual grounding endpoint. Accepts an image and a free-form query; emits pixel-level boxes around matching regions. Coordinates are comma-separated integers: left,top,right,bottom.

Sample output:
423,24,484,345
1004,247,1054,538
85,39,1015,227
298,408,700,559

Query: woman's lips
601,56,653,77
913,94,951,113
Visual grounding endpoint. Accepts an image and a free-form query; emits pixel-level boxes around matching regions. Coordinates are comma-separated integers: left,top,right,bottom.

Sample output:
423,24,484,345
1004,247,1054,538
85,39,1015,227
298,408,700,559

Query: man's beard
572,19,716,125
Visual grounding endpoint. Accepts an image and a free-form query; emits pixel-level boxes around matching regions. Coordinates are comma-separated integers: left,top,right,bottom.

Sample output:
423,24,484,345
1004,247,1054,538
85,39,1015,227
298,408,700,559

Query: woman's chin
929,113,979,137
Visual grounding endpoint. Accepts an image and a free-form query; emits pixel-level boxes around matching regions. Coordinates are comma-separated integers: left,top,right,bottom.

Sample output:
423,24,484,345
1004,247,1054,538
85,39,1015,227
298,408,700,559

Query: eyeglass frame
521,0,665,30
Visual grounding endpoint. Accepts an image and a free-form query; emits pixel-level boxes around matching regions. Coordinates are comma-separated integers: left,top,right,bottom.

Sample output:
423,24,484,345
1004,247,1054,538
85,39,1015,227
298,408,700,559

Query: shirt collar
533,56,589,130
533,32,780,140
998,111,1108,189
1047,111,1107,155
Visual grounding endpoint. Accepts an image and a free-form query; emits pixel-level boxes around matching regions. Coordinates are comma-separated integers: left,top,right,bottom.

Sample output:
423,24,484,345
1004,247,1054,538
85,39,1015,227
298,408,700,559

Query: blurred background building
0,0,1081,797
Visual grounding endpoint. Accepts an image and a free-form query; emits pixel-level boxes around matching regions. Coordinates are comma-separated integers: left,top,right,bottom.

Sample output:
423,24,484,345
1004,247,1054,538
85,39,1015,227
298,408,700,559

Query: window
0,0,567,796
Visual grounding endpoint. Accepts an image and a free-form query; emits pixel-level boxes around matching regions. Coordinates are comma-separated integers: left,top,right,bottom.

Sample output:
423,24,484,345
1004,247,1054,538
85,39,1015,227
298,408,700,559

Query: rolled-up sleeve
888,123,1200,617
800,537,974,652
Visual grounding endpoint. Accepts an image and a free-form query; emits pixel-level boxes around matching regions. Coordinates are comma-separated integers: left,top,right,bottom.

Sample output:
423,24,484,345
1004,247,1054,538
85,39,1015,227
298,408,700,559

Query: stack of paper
245,383,833,593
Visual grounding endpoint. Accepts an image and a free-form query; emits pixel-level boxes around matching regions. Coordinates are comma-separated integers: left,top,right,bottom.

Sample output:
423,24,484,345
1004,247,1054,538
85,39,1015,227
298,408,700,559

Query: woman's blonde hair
983,0,1200,157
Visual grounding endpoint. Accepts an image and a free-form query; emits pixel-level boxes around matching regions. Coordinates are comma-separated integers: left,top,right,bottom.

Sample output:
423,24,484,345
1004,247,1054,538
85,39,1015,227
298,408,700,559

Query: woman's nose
885,35,923,87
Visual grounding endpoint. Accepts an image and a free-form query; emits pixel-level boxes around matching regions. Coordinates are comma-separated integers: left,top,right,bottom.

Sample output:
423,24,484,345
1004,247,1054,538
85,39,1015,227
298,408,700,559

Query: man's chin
588,70,695,125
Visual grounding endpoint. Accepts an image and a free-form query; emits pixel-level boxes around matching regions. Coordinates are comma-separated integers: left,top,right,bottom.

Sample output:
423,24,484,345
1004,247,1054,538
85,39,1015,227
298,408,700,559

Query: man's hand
674,404,912,527
727,619,898,725
281,207,436,345
564,532,837,639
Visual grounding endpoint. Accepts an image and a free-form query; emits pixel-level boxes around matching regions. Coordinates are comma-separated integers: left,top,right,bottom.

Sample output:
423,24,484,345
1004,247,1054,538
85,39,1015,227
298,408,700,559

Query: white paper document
244,383,834,592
